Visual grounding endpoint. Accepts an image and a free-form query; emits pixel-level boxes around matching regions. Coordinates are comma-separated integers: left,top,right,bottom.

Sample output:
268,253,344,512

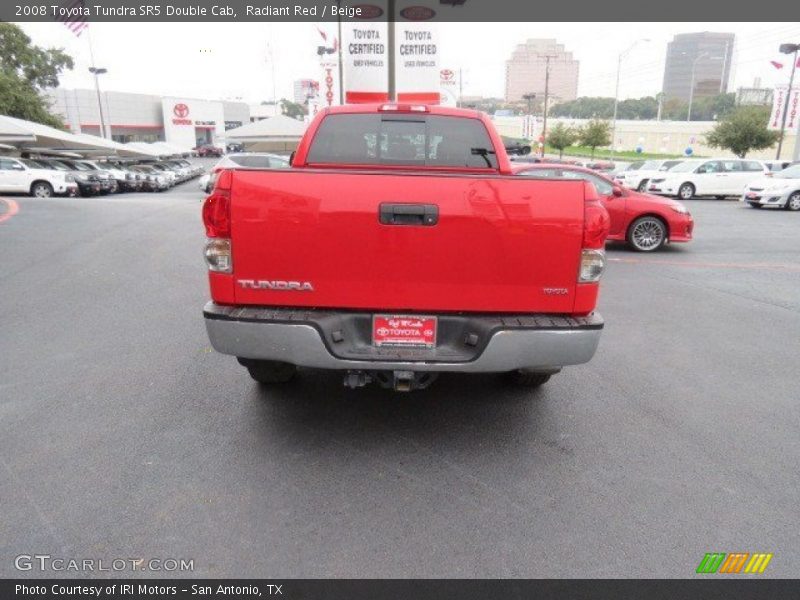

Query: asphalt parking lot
1,179,798,578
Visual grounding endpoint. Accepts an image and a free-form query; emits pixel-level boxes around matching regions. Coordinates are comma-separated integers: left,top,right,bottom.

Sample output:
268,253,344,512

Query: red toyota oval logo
440,69,455,81
399,5,436,20
173,103,189,118
353,3,383,18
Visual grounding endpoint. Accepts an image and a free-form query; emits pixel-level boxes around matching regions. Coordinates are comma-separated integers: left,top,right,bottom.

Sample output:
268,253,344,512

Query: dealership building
45,88,250,149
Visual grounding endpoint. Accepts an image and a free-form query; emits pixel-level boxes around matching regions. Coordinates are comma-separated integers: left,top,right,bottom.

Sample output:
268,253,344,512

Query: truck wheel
241,359,297,384
628,216,666,252
31,182,53,198
507,370,551,387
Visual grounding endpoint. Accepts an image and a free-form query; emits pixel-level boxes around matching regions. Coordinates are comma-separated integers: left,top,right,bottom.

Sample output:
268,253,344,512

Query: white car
200,153,290,193
741,163,800,211
647,158,768,200
0,157,79,198
615,159,685,192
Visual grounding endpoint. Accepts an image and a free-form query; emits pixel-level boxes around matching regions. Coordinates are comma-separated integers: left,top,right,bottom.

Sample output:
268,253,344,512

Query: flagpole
86,26,109,139
776,48,798,160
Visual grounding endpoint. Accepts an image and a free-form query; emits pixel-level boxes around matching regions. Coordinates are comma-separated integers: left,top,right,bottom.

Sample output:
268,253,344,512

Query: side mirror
612,186,624,197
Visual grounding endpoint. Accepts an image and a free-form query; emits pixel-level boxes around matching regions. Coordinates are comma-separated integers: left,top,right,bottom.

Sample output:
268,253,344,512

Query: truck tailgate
229,169,585,313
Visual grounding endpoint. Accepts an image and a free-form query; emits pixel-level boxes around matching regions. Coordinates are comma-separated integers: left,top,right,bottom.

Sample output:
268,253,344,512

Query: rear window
306,113,498,169
228,155,288,169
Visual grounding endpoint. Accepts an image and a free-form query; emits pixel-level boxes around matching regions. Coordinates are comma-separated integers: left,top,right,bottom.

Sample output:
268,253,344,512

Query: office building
505,39,579,103
662,32,735,103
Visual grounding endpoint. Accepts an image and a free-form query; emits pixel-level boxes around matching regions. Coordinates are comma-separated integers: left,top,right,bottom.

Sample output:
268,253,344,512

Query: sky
17,21,800,104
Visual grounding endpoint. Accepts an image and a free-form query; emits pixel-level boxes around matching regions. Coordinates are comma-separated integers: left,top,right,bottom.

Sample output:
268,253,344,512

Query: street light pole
776,43,799,160
611,39,649,161
88,67,108,139
538,54,556,158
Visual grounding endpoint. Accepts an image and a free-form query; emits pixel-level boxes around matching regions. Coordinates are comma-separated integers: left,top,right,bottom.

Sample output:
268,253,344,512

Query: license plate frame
372,315,437,348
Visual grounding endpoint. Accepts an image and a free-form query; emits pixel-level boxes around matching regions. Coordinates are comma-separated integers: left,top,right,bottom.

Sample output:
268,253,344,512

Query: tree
547,122,578,158
578,119,611,157
279,98,307,120
0,23,73,128
705,106,780,158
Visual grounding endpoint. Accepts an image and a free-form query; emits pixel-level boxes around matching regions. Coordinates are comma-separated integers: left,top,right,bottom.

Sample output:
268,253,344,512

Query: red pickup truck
202,104,610,392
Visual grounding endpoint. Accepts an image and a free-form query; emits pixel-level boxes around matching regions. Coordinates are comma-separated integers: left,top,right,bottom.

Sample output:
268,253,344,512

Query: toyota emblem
173,103,190,118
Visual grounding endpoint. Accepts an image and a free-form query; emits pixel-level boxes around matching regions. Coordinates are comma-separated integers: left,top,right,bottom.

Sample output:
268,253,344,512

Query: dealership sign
342,4,389,103
172,103,191,125
768,86,800,131
395,0,439,104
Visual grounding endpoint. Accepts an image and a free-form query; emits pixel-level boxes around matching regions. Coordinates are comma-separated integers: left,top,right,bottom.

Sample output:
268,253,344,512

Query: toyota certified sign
172,103,191,125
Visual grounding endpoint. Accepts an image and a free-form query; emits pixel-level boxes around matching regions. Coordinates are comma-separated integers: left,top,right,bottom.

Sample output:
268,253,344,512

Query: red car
201,103,610,392
195,144,223,157
514,163,693,252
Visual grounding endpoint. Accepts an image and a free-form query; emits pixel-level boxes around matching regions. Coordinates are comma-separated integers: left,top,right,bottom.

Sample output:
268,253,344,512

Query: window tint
721,160,741,172
0,159,20,170
306,114,497,169
661,160,681,170
743,161,764,172
696,161,722,174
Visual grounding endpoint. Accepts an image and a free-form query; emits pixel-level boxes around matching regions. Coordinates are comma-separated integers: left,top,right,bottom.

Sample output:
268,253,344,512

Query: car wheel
31,182,54,198
678,183,695,200
507,370,552,387
628,216,667,252
786,192,800,211
239,359,297,384
637,180,649,192
748,202,763,209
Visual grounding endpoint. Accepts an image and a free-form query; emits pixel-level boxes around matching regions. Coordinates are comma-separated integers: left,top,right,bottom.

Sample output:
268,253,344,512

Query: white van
647,158,768,199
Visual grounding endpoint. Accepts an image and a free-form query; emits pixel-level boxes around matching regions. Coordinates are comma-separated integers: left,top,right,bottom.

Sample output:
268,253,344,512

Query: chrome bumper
204,303,603,373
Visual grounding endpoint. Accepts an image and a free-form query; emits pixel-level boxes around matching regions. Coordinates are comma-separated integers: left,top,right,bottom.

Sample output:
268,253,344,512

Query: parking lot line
0,198,19,224
607,256,800,272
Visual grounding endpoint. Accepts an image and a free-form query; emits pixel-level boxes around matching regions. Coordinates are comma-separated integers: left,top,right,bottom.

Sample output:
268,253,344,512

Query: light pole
776,42,799,160
611,39,649,160
88,66,108,139
687,52,722,122
522,93,536,115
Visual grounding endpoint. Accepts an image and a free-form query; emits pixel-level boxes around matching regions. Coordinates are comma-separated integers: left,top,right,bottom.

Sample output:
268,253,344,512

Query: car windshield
668,161,700,173
640,160,661,169
48,161,70,171
775,165,800,178
79,162,99,170
69,162,92,171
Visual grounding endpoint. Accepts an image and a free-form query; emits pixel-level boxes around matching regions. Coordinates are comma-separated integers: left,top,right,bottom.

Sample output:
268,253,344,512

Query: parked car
615,159,684,192
200,153,289,193
196,144,223,157
505,142,532,156
0,157,78,197
76,160,125,193
129,165,171,191
762,160,793,173
57,159,115,194
36,159,104,196
648,158,768,199
88,160,140,192
202,104,610,392
515,163,693,252
741,163,800,211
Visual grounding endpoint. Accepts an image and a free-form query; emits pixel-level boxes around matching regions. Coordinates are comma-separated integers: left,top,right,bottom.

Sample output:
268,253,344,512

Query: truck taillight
580,182,610,283
582,182,610,249
202,191,231,238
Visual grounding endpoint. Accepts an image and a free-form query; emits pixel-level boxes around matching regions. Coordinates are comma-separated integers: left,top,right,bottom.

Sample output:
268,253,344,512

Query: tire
507,370,551,387
786,192,800,211
748,202,763,209
627,215,667,252
637,179,649,192
240,359,297,384
678,183,695,200
30,181,53,198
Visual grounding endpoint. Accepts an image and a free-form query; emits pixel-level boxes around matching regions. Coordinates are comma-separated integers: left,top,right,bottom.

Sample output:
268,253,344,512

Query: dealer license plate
372,315,437,348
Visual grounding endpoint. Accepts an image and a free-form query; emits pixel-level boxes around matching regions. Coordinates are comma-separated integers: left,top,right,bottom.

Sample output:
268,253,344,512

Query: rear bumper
203,302,603,373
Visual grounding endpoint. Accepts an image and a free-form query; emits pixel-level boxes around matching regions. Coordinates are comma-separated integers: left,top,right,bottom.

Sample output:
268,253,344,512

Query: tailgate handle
379,203,438,226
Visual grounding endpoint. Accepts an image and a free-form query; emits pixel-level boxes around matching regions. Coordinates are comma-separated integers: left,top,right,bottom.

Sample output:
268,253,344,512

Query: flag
316,27,328,42
56,0,89,37
770,60,784,69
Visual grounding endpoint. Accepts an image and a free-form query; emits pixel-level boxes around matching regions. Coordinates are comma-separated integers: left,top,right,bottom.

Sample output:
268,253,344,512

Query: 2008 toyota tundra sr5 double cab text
202,104,610,392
